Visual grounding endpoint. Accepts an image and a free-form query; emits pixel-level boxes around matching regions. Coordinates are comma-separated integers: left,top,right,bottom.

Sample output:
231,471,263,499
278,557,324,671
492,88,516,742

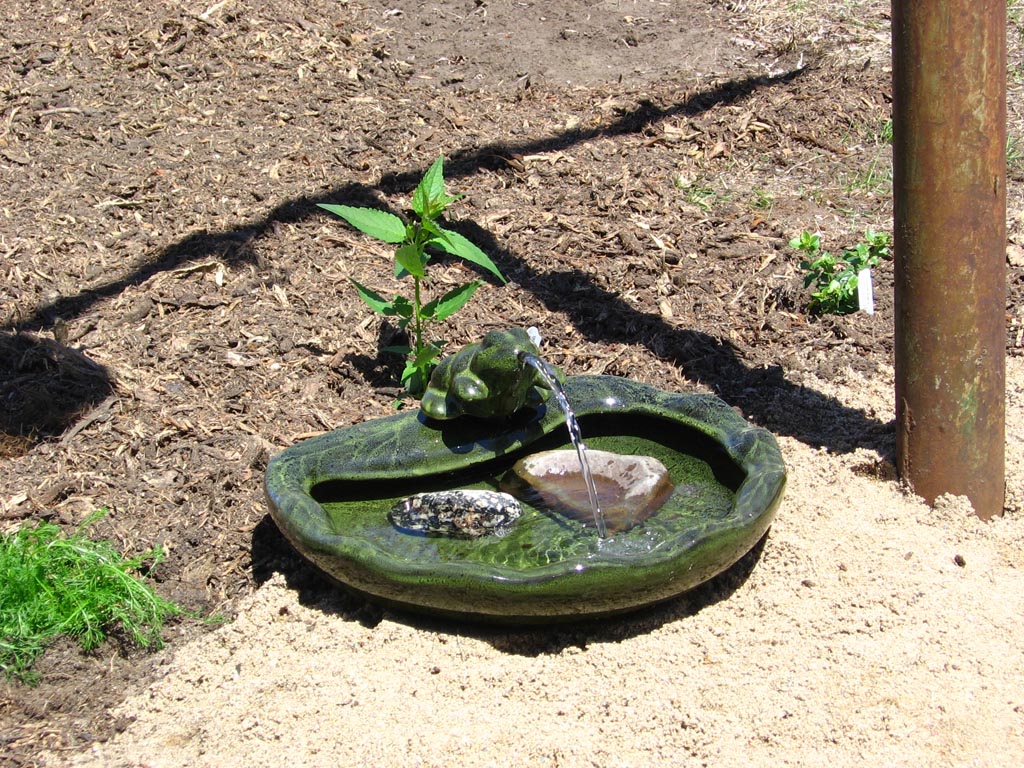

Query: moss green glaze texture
420,327,555,421
265,375,786,624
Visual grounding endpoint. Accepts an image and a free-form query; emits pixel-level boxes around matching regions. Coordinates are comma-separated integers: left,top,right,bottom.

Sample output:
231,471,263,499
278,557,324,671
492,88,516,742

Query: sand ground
67,358,1024,768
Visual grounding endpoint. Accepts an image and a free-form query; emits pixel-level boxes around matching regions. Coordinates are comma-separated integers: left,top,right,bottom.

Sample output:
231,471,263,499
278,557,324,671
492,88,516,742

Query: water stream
517,352,608,538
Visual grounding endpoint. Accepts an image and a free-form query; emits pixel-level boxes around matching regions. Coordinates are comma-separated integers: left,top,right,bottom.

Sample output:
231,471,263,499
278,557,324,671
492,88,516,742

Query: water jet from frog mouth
517,350,607,538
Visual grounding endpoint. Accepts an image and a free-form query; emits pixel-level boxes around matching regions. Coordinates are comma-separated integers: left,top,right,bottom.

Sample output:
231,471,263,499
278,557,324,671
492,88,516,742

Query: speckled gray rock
389,490,522,538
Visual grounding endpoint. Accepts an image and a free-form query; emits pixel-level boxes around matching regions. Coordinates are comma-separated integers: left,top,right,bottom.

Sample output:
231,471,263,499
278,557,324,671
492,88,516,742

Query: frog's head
420,329,558,421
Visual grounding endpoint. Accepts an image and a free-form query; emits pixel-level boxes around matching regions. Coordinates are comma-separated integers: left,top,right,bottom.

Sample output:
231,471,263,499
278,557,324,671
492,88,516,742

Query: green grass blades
0,511,183,684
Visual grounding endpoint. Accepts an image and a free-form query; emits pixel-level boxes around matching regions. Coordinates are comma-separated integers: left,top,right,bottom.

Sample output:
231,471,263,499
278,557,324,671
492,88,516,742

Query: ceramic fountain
265,329,786,624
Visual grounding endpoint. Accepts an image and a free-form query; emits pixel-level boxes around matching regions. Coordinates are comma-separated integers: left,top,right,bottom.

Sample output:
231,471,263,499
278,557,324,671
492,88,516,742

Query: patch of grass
878,118,893,145
674,175,721,211
0,511,184,684
750,188,775,212
841,156,892,195
1008,132,1024,173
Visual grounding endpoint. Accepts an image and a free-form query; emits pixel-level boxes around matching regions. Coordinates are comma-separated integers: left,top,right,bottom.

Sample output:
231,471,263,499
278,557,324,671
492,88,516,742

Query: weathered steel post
892,0,1006,518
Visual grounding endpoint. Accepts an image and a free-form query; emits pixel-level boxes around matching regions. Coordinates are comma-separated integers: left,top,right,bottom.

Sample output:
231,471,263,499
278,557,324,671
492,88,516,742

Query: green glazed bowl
265,375,785,624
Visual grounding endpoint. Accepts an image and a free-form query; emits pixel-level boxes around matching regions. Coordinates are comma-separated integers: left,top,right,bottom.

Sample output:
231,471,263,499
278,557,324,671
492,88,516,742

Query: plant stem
412,275,424,356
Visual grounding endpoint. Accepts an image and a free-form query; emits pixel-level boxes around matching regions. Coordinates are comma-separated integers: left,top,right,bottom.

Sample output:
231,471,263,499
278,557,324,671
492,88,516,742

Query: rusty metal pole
892,0,1006,519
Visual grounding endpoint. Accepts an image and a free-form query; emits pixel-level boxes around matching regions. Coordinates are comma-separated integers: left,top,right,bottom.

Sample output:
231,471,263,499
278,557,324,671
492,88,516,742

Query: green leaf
400,342,443,396
422,281,483,322
790,231,820,254
844,242,871,268
401,362,430,396
433,227,506,283
863,229,891,256
808,254,836,273
350,279,398,316
411,341,442,367
419,218,446,241
391,295,414,319
319,205,406,243
401,359,421,382
382,344,412,356
435,194,462,219
412,157,446,217
395,243,425,278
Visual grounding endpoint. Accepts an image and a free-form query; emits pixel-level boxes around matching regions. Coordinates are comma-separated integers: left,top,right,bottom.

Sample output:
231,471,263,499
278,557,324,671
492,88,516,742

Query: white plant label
857,268,875,314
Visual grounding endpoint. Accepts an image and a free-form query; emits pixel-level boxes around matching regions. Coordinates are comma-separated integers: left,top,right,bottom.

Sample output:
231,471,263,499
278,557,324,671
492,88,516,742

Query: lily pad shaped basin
265,375,786,624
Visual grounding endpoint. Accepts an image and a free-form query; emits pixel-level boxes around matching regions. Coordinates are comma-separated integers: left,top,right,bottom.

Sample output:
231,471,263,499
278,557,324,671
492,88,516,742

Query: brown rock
501,449,674,533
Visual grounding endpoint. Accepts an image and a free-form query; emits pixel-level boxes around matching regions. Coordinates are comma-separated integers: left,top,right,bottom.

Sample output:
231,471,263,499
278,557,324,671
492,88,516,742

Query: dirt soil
2,1,1024,766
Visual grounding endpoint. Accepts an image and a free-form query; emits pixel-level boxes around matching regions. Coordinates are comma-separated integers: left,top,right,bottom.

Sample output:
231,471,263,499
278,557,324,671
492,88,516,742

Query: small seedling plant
791,229,891,314
319,156,506,395
0,511,184,684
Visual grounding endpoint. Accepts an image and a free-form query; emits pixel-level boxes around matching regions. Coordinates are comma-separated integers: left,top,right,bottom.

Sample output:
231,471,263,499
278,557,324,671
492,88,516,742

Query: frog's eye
453,372,487,401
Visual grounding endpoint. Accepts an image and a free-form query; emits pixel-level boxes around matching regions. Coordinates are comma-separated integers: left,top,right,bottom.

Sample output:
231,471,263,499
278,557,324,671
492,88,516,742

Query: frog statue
420,328,561,421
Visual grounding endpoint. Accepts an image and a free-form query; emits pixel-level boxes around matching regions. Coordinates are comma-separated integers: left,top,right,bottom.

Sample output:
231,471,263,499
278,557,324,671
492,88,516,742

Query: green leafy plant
791,229,891,314
1,511,184,684
319,156,506,395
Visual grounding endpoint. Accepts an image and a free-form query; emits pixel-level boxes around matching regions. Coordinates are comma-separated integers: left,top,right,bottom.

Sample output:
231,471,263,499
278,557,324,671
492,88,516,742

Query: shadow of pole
4,67,891,455
4,69,802,335
504,266,894,455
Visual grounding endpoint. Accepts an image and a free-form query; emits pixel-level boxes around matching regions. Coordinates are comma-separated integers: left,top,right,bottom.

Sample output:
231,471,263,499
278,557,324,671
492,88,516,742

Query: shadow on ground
0,331,116,460
7,72,805,334
3,66,891,457
250,512,769,650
